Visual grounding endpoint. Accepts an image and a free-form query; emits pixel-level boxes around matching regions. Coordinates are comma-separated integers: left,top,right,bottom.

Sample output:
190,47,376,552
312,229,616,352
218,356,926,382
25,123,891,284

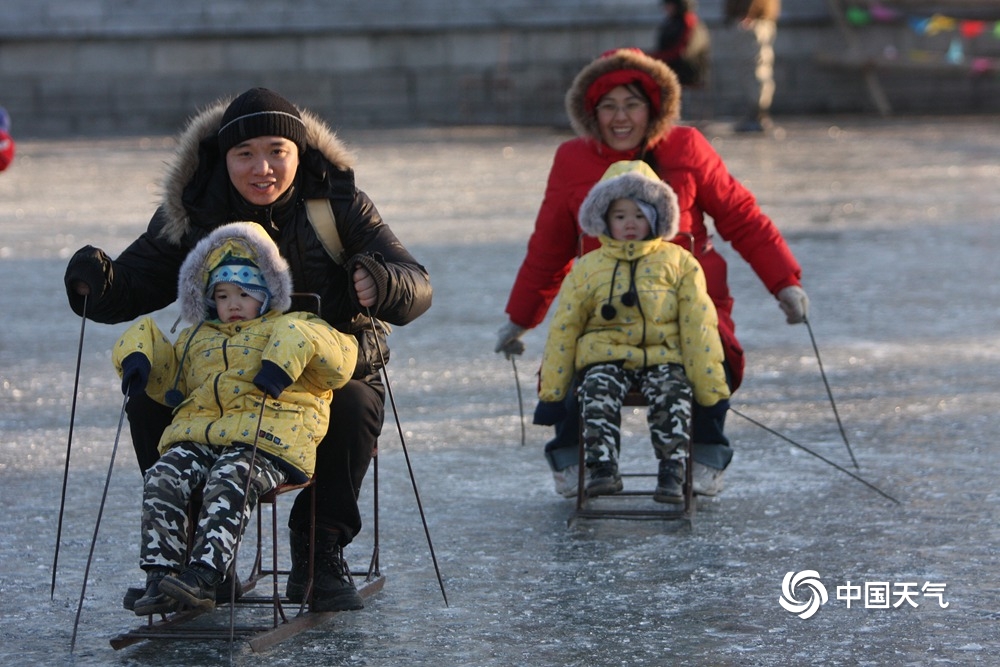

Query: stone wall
0,0,997,137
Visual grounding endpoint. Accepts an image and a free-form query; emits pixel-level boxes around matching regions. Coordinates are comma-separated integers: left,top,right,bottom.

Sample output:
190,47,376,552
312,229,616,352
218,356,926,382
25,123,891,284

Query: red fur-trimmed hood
565,48,681,146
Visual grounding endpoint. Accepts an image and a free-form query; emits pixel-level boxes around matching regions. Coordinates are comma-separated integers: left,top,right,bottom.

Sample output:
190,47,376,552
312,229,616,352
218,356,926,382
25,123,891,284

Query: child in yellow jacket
113,222,358,615
539,161,730,502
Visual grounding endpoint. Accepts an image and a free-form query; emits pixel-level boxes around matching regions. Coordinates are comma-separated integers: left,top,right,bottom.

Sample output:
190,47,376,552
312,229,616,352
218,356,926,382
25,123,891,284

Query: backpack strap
305,199,348,266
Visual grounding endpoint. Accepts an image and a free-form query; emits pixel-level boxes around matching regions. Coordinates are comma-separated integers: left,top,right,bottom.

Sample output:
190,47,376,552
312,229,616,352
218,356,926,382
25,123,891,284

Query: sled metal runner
109,570,384,653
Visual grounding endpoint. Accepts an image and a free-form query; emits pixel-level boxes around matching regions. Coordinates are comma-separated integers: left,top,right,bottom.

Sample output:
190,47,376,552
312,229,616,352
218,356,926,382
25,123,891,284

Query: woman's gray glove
494,320,526,359
777,286,809,324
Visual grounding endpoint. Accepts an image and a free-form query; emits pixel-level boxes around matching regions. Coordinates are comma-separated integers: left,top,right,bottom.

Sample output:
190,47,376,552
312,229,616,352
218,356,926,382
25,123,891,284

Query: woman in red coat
495,48,808,499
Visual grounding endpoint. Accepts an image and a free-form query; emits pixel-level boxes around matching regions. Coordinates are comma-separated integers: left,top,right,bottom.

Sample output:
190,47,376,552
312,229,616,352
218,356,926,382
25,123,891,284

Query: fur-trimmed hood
159,95,358,245
177,222,293,324
578,160,679,240
565,48,681,146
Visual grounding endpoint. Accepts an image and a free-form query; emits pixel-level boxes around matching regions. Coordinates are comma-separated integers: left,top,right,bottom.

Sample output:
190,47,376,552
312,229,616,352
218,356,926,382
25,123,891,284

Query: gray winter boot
285,530,364,612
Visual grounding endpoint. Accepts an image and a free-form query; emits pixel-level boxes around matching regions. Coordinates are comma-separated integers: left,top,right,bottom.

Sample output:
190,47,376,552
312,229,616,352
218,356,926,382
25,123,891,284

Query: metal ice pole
52,294,88,599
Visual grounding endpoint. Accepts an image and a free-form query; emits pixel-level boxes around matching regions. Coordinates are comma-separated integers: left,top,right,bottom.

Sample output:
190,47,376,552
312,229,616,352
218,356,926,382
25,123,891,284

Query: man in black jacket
65,88,433,612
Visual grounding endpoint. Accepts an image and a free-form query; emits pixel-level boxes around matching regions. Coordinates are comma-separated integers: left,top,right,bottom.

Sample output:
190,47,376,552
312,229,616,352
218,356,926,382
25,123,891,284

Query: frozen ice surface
2,117,1000,666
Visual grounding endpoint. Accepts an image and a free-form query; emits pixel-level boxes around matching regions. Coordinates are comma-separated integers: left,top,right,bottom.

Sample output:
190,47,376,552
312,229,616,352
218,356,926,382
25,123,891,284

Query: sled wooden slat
109,609,207,649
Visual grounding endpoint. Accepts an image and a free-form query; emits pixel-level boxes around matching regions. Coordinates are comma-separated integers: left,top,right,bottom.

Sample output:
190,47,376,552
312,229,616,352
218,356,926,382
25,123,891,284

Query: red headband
585,68,662,114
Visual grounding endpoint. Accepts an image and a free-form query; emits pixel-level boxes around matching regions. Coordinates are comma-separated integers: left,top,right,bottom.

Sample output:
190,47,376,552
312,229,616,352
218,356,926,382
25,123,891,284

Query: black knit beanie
217,88,307,155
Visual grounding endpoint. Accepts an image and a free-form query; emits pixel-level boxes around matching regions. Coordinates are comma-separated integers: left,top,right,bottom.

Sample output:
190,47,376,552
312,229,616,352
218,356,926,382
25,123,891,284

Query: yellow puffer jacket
113,313,358,483
539,236,730,407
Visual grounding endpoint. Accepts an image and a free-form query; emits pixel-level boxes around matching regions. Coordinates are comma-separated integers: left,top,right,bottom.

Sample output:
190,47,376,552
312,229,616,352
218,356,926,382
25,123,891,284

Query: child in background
538,161,730,502
113,222,358,615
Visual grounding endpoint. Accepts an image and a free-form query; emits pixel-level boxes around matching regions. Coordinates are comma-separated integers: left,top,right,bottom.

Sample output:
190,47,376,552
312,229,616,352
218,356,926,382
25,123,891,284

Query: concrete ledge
2,0,998,137
0,0,665,39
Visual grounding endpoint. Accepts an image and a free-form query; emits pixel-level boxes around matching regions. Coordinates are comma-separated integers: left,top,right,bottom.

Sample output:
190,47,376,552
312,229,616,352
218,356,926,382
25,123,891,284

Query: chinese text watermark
779,571,949,619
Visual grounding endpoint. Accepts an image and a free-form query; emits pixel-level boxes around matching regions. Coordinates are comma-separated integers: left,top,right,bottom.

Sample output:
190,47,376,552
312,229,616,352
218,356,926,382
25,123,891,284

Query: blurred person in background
725,0,781,132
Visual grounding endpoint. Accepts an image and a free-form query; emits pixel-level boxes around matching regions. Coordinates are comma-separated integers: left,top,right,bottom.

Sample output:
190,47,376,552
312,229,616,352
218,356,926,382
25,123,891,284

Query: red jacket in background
0,130,14,172
652,12,699,63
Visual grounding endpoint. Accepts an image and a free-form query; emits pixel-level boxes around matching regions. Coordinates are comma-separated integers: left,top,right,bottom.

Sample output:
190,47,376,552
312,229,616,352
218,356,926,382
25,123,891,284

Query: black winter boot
159,563,222,611
285,529,311,604
132,568,179,617
285,530,364,612
215,563,244,605
123,585,144,611
129,567,239,609
312,539,364,613
653,458,685,504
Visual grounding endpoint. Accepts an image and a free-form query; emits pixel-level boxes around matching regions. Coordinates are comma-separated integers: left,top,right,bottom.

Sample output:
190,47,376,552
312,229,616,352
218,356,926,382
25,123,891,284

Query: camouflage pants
140,442,286,576
577,363,692,466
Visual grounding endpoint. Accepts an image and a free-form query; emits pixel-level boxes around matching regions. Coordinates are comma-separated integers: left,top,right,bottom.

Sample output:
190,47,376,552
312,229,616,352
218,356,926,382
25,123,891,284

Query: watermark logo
779,571,950,618
779,570,829,619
